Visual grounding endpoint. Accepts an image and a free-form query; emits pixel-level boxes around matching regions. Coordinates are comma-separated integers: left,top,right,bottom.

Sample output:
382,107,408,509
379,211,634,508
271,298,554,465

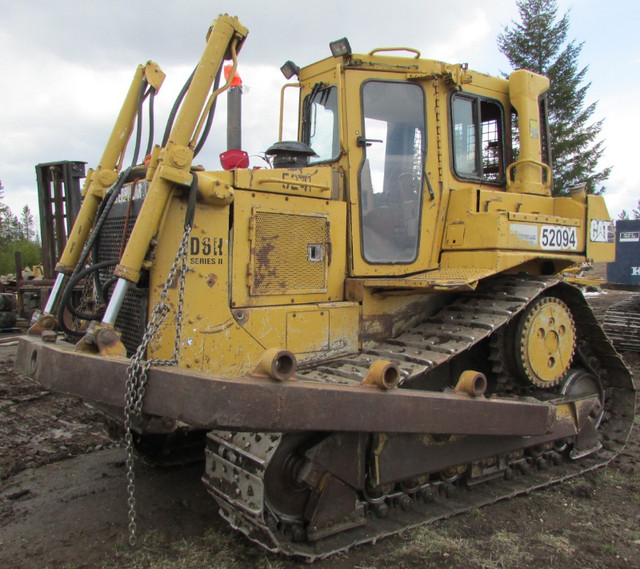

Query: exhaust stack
220,65,249,169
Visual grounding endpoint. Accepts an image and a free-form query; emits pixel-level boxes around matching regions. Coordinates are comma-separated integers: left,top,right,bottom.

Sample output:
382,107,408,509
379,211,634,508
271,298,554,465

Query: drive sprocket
515,295,576,388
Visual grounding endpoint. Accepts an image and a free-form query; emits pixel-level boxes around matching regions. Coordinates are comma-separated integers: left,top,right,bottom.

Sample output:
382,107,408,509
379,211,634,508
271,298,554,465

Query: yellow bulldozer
17,15,635,560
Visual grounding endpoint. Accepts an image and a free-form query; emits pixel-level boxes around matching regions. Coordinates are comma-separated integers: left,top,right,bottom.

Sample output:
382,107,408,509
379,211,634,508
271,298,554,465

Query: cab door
344,73,440,276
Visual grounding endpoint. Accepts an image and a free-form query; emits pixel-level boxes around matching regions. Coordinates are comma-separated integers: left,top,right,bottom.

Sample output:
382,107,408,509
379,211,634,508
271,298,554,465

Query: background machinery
604,219,640,351
17,15,636,560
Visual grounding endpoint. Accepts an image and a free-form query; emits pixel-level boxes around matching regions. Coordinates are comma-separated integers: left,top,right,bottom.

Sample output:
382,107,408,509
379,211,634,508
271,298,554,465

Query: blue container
607,219,640,286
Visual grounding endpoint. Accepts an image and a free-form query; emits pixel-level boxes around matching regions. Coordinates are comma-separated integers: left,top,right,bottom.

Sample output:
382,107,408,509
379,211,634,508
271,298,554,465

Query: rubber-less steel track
202,276,636,561
603,293,640,351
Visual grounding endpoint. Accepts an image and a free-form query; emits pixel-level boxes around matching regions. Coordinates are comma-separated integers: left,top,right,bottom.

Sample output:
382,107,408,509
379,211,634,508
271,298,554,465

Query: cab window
302,85,340,163
358,81,425,264
451,94,505,184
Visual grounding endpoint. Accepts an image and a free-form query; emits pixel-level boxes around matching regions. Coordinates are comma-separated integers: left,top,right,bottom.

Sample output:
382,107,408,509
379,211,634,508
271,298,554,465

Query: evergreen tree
498,0,610,196
618,200,640,220
20,205,35,242
0,181,21,245
0,180,42,274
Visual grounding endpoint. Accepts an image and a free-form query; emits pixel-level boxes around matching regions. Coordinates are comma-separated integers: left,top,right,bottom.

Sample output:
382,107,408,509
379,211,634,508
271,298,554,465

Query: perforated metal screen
250,211,328,296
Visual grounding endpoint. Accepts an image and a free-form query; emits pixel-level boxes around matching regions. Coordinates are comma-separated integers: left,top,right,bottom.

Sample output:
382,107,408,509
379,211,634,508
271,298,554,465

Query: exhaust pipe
220,65,249,169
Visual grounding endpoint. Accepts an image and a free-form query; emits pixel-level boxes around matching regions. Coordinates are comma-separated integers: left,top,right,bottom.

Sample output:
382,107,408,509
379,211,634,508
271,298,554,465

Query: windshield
302,85,340,163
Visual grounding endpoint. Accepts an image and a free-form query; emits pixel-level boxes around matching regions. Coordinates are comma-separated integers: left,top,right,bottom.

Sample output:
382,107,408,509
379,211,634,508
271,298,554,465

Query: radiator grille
250,211,328,296
94,187,148,356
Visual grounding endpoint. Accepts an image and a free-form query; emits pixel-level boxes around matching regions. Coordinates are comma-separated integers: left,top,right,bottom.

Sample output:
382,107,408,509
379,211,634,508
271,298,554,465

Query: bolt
420,486,437,503
444,484,457,499
291,525,306,542
519,461,531,475
398,495,412,511
373,502,389,518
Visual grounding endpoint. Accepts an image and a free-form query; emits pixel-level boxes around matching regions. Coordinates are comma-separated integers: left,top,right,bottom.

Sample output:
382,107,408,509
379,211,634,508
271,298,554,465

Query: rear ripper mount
201,277,635,560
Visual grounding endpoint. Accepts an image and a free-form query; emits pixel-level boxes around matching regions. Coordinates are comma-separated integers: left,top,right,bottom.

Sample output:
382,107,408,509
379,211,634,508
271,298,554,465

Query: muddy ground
0,289,638,569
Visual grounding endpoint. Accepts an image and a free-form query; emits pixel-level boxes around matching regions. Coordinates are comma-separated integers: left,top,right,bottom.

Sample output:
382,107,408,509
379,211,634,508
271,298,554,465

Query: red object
220,149,250,170
224,65,243,87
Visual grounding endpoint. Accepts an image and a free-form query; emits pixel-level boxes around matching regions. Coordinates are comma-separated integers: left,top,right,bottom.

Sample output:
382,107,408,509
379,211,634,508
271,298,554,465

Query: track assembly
202,276,636,561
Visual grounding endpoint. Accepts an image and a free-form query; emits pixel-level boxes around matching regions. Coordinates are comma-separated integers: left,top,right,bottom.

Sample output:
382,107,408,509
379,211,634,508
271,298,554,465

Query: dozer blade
17,334,558,437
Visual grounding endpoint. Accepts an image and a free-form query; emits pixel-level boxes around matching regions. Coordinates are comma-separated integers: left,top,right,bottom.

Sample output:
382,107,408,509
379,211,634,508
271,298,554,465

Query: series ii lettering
189,237,224,265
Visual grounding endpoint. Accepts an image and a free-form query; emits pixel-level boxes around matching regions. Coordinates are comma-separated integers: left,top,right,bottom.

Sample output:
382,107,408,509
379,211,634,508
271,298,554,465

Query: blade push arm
30,62,165,335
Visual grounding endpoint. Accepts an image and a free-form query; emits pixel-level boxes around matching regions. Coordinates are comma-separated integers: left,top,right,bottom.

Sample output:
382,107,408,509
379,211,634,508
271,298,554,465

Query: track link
203,276,636,561
603,293,640,351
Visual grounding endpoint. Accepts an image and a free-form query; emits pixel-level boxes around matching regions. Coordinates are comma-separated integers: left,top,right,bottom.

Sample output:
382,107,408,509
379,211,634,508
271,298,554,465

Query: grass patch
385,527,533,569
102,528,286,569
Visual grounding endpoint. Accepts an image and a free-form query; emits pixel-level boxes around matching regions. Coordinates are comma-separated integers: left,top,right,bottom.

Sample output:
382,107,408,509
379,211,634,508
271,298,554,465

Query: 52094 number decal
540,225,577,250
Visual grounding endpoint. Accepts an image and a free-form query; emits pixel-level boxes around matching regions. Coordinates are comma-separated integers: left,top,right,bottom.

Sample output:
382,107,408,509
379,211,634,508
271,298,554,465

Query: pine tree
498,0,610,196
618,200,640,220
0,181,42,274
20,205,35,242
0,181,18,245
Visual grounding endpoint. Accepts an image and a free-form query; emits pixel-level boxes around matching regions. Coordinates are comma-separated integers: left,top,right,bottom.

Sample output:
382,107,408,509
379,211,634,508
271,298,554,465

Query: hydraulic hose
193,67,222,157
162,67,197,147
57,259,119,338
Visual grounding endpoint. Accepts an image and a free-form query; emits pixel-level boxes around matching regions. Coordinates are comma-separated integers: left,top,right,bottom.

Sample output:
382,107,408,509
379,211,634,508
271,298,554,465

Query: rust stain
207,273,218,287
252,235,278,292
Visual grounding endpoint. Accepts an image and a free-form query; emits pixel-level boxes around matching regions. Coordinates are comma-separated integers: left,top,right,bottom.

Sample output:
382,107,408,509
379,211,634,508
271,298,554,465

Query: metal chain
123,224,192,546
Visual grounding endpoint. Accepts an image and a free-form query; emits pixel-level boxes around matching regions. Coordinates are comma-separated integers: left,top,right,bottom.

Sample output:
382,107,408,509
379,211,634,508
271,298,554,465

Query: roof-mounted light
330,37,352,58
280,60,301,80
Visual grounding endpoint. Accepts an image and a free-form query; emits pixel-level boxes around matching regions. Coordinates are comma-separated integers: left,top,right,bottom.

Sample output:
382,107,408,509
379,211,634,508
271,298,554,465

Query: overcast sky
0,0,638,225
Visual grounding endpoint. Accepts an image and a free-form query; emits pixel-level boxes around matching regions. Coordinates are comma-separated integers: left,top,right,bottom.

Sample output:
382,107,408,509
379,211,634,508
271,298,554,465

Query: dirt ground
0,288,638,569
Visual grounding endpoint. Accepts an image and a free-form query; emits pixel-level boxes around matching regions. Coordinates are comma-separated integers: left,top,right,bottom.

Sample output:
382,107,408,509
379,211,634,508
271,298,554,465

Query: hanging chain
74,260,95,332
123,223,192,546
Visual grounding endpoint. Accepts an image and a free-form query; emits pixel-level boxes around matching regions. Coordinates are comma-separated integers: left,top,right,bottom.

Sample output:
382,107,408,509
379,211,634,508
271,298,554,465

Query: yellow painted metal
233,166,337,199
231,189,348,308
341,67,444,277
75,322,127,357
362,360,401,390
146,192,359,376
235,303,360,367
586,195,616,262
70,31,619,376
354,268,492,291
252,348,297,381
507,70,551,195
440,250,578,275
279,83,300,142
195,171,235,205
56,61,164,274
454,371,488,397
115,15,248,284
146,196,261,374
516,297,576,388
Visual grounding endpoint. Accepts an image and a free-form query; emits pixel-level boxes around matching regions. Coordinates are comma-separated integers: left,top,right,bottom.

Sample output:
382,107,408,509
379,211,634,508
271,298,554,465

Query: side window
359,81,425,264
302,85,340,163
451,94,505,184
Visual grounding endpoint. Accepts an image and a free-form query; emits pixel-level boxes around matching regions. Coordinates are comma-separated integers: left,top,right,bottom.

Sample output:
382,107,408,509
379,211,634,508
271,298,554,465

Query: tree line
0,180,41,276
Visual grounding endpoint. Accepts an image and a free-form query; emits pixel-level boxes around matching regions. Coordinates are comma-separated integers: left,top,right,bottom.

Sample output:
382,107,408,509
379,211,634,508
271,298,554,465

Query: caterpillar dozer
17,14,636,561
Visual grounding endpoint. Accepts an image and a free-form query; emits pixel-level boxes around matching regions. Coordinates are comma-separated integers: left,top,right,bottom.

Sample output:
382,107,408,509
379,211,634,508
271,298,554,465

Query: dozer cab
17,15,635,560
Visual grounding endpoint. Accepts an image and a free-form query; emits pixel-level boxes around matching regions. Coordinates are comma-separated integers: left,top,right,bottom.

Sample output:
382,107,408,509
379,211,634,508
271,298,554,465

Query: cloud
5,0,633,229
0,1,517,214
